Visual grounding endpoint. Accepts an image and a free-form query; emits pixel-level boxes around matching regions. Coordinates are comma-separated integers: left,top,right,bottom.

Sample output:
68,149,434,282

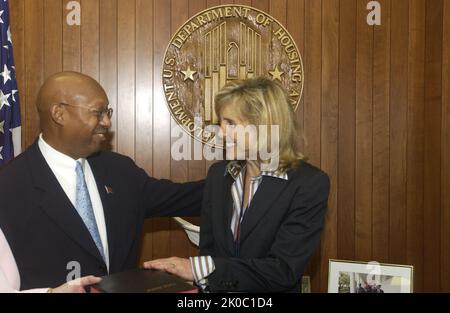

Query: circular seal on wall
162,5,304,145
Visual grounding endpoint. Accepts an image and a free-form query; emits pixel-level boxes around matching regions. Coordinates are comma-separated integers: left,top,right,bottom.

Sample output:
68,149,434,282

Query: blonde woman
144,78,330,292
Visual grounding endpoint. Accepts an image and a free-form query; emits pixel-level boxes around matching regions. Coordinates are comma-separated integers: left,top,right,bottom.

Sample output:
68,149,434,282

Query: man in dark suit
0,71,203,290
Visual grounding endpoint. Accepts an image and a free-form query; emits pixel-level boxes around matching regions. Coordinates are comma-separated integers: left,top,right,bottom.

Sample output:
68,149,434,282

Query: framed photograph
328,259,414,293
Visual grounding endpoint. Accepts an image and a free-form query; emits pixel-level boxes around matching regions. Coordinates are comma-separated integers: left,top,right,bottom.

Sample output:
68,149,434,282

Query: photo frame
328,259,414,293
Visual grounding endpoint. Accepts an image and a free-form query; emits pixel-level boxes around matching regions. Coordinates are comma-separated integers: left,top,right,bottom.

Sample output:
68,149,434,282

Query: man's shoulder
0,149,30,181
88,150,136,167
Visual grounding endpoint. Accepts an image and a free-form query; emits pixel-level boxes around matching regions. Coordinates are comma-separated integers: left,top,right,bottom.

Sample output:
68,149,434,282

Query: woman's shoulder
207,160,228,173
287,160,330,186
205,161,229,180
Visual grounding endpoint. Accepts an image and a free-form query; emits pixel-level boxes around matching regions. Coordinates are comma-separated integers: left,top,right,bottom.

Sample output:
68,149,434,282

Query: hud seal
162,5,304,145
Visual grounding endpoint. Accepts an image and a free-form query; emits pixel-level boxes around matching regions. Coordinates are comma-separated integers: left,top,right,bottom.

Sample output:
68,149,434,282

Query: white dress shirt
0,227,48,293
38,134,109,271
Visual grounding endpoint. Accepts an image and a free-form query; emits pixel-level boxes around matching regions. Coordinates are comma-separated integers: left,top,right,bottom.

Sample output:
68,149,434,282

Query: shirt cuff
189,256,215,290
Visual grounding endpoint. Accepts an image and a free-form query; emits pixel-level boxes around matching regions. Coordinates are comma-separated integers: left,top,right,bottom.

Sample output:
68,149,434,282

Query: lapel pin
105,186,113,194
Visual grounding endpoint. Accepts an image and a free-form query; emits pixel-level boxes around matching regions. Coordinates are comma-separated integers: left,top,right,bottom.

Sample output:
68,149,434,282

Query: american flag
0,0,21,166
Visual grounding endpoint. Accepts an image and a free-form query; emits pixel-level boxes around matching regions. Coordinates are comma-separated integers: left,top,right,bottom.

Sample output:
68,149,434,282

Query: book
91,268,198,293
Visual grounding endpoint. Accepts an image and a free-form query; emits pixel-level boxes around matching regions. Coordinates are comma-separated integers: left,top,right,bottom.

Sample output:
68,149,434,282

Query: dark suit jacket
200,161,330,292
0,141,203,290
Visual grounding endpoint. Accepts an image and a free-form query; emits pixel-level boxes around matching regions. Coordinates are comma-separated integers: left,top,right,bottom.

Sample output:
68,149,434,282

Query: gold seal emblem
162,5,304,145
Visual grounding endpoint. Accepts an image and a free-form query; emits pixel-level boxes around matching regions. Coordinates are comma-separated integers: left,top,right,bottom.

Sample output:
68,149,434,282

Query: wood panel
151,0,172,260
117,0,136,158
24,0,44,145
81,0,99,79
287,0,305,153
355,0,373,262
337,0,356,262
44,0,63,78
424,0,443,293
99,0,118,149
303,0,322,292
136,0,155,264
441,0,450,294
320,0,339,292
169,0,191,259
407,0,425,292
63,0,81,71
8,0,450,292
371,0,390,263
389,0,408,265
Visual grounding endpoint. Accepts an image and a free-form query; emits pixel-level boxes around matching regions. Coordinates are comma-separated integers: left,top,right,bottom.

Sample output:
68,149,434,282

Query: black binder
91,268,198,293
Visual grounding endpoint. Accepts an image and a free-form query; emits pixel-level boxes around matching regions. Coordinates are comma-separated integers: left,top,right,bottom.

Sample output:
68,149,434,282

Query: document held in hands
91,268,198,293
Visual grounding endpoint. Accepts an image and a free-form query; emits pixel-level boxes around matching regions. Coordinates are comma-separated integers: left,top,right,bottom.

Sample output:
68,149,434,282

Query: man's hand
143,257,194,281
52,275,102,293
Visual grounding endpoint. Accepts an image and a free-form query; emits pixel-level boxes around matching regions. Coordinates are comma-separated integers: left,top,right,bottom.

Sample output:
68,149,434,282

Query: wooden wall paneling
238,0,252,6
24,0,44,145
63,0,81,71
269,0,287,25
206,0,221,182
151,0,173,260
117,0,136,159
286,0,308,283
44,0,63,78
441,0,450,293
287,0,305,153
81,0,100,80
423,0,443,293
185,0,207,256
99,0,118,150
10,0,26,151
187,0,206,183
252,0,269,13
136,0,155,265
355,0,373,262
303,0,322,292
371,0,390,263
320,0,339,292
389,0,408,265
406,0,425,293
337,0,356,262
170,0,189,185
207,0,221,9
205,0,222,175
303,1,322,168
169,0,191,259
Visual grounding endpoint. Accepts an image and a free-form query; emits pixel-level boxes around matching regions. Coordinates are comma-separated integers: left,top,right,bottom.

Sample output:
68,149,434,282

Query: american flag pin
105,186,113,194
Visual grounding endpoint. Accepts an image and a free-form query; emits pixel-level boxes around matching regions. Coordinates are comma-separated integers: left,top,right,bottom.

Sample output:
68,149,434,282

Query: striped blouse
190,161,288,290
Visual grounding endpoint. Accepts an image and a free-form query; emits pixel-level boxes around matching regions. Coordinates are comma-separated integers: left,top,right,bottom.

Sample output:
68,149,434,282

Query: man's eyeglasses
60,102,113,121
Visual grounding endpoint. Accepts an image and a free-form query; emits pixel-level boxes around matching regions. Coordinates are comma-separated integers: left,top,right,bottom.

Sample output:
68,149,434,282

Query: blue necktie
75,161,106,262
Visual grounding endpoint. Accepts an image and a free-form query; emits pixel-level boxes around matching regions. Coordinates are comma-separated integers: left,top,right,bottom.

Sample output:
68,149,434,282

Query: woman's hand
143,257,194,281
52,275,102,293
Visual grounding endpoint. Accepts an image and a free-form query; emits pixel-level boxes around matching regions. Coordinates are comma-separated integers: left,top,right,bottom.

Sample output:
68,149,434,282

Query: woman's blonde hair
214,77,304,172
